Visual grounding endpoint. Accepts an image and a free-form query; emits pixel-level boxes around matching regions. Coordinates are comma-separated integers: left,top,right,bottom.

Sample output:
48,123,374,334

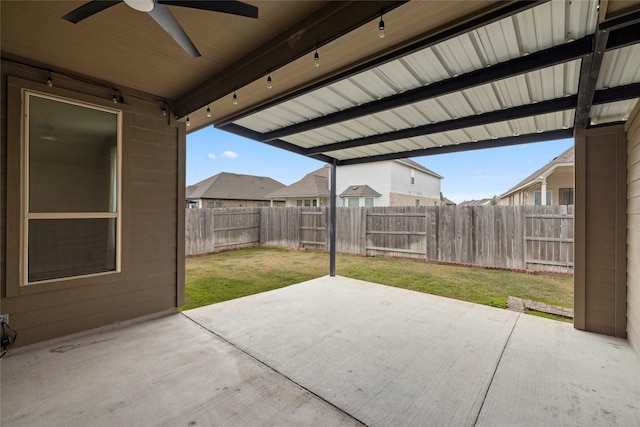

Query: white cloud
221,151,239,159
207,153,217,160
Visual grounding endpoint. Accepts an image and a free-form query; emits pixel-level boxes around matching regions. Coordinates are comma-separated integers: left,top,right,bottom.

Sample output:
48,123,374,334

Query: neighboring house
458,199,492,206
269,159,444,207
267,167,330,207
339,185,382,207
187,172,285,208
499,146,574,206
440,194,457,206
337,159,443,207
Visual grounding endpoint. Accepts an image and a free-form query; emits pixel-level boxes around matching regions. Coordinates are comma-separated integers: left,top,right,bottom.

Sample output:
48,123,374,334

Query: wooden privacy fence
186,205,574,274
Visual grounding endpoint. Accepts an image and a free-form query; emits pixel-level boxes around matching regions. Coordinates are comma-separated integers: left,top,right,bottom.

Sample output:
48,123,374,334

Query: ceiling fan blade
147,3,201,58
62,1,121,23
158,0,258,19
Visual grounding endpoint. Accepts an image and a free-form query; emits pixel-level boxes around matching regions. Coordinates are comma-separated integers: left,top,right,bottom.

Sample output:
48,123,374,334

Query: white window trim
21,90,123,286
534,190,552,206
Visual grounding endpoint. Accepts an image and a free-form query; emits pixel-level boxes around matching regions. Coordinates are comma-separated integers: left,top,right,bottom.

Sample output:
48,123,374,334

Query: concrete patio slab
3,275,639,426
0,312,361,427
186,275,520,426
476,313,640,426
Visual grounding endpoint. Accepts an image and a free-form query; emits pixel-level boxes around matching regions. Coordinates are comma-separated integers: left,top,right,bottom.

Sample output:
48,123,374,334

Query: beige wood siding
574,125,627,338
626,100,640,358
1,61,185,346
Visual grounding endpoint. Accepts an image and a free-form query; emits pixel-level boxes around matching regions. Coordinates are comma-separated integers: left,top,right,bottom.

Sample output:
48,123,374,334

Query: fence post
361,207,368,256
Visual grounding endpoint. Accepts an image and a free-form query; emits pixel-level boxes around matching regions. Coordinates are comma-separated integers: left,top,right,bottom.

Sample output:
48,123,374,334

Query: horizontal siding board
2,270,177,314
130,140,178,161
130,153,179,171
130,125,179,146
131,195,178,210
130,181,179,197
130,167,177,185
10,283,177,330
14,294,177,347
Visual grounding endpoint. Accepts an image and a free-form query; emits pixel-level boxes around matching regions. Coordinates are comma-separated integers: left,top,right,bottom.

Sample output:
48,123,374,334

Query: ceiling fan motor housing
123,0,155,12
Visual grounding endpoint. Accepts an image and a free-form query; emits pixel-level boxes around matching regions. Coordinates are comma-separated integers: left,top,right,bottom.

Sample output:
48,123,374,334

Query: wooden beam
173,1,406,118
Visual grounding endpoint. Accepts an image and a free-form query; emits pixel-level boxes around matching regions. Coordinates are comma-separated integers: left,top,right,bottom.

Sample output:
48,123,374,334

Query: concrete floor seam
472,313,521,426
180,312,369,427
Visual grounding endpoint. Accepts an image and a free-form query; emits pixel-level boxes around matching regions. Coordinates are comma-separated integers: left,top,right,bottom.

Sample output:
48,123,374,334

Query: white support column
540,176,547,205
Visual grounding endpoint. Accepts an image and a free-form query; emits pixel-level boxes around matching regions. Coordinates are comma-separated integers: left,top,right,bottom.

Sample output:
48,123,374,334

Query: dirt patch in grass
184,248,573,313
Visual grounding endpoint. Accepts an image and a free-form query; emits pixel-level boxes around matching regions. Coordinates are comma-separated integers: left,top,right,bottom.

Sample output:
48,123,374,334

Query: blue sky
187,127,574,204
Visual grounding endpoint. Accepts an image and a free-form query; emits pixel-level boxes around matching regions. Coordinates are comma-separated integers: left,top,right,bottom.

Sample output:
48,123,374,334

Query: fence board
365,206,426,260
185,208,259,255
260,207,300,249
300,207,326,250
524,205,574,273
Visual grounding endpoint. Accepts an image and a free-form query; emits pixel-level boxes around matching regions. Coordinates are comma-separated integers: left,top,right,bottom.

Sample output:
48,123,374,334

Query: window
559,188,574,205
410,169,415,185
22,92,121,284
296,200,303,206
348,198,359,207
304,200,311,207
534,191,552,205
312,199,318,207
365,198,374,207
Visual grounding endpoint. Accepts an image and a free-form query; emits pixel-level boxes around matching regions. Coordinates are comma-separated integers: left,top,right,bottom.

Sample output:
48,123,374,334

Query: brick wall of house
390,192,440,207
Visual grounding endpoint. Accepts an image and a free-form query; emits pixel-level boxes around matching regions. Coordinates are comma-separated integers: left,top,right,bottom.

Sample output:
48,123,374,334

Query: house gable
500,146,575,206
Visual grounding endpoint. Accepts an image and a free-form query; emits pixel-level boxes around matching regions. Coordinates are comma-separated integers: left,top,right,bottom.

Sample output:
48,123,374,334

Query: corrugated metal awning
218,0,640,165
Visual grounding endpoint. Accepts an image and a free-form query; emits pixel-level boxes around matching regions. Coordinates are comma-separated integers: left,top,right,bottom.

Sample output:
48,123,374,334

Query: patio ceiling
3,1,640,166
1,1,406,111
215,0,640,165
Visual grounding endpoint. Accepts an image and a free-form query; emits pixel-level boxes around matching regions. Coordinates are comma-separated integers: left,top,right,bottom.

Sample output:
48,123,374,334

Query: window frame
559,188,574,205
20,90,123,286
534,190,552,205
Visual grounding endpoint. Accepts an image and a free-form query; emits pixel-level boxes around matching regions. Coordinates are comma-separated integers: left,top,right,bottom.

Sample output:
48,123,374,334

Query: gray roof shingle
339,185,382,197
267,166,330,198
186,172,285,201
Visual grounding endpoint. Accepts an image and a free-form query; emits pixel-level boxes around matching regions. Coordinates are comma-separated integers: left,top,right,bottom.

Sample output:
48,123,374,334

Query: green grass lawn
183,247,573,318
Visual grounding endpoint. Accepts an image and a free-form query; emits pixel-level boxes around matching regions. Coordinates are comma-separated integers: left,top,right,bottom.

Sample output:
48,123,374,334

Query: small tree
490,195,498,206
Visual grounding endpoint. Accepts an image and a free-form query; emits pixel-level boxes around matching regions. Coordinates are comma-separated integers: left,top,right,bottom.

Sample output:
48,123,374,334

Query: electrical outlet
0,314,8,324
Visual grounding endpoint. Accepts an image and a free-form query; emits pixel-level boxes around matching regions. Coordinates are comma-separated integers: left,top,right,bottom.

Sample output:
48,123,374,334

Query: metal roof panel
598,45,640,89
591,99,639,124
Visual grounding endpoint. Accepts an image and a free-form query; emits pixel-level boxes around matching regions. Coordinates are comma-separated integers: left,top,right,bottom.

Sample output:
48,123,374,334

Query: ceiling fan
62,0,259,58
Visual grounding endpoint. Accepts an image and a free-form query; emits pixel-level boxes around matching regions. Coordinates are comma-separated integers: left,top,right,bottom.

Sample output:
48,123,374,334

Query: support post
329,161,337,277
